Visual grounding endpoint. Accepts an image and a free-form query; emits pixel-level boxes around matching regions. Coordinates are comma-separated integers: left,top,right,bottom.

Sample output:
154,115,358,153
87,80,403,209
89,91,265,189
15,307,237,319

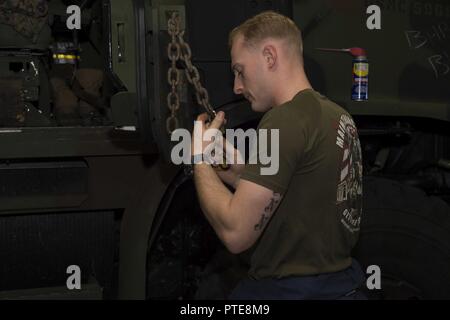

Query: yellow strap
52,54,79,60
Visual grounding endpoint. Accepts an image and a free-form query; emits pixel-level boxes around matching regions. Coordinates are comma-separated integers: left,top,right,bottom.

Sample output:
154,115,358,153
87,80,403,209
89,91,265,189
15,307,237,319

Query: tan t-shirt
241,88,363,279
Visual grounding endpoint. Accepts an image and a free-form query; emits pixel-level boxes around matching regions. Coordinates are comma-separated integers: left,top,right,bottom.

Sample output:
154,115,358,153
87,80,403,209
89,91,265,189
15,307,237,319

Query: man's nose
233,77,243,95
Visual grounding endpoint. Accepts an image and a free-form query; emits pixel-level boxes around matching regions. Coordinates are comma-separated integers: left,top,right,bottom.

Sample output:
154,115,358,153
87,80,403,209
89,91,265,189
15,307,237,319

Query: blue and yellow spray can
351,49,369,101
317,47,369,101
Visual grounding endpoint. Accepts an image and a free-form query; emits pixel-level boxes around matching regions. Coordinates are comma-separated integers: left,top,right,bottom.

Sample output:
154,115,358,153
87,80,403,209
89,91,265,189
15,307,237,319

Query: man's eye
233,69,244,79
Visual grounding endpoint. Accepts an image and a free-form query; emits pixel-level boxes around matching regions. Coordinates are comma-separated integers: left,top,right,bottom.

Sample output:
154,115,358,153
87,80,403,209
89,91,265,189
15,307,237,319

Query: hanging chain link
166,13,182,134
166,12,217,135
166,12,229,170
176,30,217,119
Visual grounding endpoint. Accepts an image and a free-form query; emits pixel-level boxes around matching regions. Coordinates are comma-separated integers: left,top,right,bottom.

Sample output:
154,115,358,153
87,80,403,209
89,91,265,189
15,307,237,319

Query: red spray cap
316,47,367,57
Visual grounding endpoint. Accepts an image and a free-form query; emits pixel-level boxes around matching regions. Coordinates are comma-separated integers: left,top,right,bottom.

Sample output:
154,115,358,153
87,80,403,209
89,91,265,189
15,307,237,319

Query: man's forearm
215,163,244,189
193,163,238,236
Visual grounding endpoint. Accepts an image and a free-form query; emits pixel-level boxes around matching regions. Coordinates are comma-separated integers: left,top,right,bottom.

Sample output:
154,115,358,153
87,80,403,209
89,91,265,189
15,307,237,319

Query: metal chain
166,12,229,170
166,12,181,134
166,12,217,135
176,29,216,119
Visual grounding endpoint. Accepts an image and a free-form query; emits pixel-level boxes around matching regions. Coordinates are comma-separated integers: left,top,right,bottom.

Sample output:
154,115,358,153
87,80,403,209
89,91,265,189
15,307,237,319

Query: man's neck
272,69,312,107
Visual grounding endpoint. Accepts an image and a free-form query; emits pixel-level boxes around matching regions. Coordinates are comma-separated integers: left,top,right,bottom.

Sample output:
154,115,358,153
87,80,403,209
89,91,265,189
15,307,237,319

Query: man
191,11,366,299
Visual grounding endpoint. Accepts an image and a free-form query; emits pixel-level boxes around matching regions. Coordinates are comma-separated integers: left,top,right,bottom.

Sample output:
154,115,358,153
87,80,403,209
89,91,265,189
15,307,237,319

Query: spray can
351,54,369,101
316,47,369,101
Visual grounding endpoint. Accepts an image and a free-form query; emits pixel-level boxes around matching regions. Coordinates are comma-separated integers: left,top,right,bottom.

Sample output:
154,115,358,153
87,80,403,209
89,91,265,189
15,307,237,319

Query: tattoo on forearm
254,192,282,231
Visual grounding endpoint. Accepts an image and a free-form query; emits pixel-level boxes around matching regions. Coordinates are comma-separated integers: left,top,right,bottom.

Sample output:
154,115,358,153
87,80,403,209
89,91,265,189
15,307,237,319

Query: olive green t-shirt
241,88,363,279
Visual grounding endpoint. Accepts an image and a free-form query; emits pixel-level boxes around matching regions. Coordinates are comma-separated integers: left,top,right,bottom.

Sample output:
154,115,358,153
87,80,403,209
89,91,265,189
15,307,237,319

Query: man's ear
262,45,277,69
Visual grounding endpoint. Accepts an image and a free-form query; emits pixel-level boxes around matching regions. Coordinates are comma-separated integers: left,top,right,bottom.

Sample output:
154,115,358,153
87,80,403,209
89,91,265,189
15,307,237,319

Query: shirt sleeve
240,108,307,194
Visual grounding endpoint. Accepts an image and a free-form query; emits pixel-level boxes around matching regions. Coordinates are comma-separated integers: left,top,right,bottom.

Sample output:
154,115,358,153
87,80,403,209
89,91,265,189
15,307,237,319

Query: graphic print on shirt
335,114,363,234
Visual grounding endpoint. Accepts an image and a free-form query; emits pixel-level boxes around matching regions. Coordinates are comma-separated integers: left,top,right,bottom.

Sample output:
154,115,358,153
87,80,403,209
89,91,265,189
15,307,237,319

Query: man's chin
250,105,263,112
250,102,270,113
249,100,259,111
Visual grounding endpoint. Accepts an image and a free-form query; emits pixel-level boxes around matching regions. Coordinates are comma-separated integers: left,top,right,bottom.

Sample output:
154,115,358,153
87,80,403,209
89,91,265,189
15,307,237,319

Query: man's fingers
209,111,225,130
196,112,226,126
196,112,209,122
206,117,226,129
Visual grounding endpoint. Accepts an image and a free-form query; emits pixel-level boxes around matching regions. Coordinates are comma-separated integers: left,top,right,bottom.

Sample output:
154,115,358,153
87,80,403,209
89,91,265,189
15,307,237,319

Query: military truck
0,0,448,299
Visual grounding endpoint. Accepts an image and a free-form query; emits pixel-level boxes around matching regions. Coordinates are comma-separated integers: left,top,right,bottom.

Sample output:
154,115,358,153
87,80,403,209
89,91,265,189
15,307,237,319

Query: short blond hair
228,11,303,57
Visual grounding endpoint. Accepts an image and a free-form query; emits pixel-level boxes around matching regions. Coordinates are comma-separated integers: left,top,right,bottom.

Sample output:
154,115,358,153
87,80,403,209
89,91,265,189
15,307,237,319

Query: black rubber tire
353,176,450,299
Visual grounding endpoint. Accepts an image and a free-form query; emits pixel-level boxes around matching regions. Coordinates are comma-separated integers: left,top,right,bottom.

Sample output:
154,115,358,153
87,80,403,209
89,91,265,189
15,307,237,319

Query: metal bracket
158,5,185,31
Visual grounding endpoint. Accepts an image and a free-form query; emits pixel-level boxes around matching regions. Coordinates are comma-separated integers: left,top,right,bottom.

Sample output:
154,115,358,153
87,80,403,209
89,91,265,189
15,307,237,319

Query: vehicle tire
353,176,450,299
146,178,246,300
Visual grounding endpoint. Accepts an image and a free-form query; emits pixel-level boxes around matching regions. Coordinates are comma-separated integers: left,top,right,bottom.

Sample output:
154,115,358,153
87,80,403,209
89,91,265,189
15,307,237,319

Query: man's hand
191,111,226,163
191,111,245,188
214,137,245,189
